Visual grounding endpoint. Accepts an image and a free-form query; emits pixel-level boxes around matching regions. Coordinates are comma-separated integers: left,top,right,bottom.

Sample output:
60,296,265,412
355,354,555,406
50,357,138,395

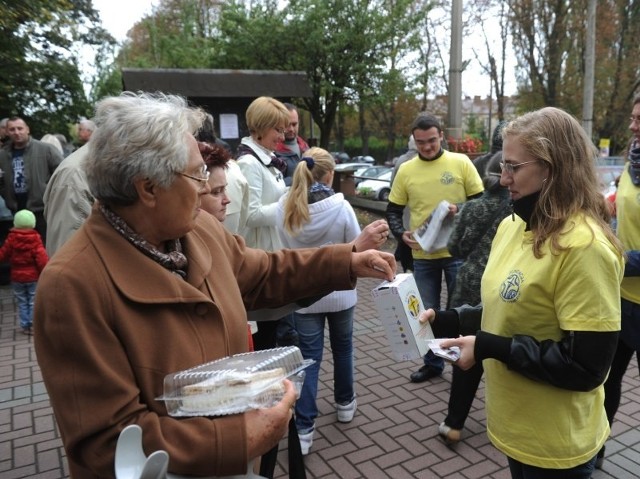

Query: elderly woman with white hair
33,92,396,479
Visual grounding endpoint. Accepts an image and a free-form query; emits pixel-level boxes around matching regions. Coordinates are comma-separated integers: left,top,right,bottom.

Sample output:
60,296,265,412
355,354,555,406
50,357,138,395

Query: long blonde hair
503,107,624,258
283,147,335,235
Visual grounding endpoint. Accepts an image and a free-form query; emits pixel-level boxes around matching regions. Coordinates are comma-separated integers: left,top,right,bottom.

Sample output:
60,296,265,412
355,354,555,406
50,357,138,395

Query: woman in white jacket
236,97,289,252
236,96,292,355
277,147,388,456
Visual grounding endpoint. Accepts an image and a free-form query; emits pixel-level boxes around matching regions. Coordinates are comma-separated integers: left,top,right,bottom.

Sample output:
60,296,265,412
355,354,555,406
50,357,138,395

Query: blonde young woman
441,107,625,479
276,147,388,455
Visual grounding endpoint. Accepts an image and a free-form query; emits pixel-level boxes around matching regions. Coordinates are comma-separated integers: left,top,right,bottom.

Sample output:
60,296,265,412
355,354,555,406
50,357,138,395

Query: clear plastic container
157,346,313,417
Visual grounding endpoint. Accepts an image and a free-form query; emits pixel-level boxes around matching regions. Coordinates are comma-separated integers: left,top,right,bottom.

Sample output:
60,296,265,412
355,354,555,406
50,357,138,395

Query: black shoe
595,445,605,470
410,366,441,383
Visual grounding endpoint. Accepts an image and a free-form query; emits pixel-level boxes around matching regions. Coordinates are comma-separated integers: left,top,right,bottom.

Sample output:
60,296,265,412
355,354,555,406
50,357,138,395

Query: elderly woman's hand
245,379,296,460
440,335,477,370
350,250,396,281
353,219,390,252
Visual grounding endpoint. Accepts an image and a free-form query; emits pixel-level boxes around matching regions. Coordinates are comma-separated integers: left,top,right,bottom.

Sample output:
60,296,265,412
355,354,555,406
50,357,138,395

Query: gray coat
0,137,63,212
447,188,511,308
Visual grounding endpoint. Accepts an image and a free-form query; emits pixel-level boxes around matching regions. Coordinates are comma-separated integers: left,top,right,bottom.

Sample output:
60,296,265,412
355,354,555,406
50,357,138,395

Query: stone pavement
1,279,639,478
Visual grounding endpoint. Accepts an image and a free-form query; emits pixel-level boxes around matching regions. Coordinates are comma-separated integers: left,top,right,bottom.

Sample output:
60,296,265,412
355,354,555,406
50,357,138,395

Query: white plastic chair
115,424,265,479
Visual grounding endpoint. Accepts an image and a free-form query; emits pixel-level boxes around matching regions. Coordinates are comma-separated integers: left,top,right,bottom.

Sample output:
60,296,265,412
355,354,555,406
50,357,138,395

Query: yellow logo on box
406,293,421,318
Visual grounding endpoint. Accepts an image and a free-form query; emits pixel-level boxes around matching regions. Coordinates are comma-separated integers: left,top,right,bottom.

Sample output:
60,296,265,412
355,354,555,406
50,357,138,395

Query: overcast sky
93,0,158,42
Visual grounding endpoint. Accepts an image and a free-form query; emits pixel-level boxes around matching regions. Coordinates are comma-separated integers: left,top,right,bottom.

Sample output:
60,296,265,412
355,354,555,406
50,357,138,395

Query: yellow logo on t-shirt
500,270,524,302
440,171,455,185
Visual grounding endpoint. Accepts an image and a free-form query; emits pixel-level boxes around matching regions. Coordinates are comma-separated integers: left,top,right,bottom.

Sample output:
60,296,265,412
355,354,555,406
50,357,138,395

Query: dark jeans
445,361,484,429
507,456,596,479
294,307,355,433
414,257,462,370
275,313,299,346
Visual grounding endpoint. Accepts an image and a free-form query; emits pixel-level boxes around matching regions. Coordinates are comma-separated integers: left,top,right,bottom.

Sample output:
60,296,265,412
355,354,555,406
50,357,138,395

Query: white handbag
115,424,265,479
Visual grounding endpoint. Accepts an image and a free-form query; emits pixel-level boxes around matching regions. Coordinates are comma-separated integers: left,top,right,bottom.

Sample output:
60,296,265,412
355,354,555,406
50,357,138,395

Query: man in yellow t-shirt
386,114,483,383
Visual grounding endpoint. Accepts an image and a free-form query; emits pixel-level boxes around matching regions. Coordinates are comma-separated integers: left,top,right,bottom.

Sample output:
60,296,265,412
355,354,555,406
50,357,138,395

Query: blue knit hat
13,209,36,229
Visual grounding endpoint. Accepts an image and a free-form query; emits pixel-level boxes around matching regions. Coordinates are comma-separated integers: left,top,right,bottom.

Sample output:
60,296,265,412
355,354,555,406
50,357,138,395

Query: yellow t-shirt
389,151,483,260
616,164,640,303
481,214,623,469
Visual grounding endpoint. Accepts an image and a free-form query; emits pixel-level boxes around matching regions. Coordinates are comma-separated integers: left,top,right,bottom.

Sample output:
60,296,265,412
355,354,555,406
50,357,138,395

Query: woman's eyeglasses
178,165,210,190
499,160,539,175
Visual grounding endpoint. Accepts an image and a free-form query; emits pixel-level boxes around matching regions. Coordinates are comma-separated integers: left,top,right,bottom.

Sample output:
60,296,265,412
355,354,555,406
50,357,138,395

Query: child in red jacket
0,210,48,335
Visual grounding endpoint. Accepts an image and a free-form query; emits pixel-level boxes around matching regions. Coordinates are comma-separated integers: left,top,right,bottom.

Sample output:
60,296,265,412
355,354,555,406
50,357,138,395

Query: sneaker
298,429,314,455
438,422,461,445
336,398,357,423
21,327,32,336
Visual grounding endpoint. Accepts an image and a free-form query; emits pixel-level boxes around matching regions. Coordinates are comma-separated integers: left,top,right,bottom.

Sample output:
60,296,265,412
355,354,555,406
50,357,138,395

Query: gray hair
41,134,63,155
85,92,206,207
79,118,96,132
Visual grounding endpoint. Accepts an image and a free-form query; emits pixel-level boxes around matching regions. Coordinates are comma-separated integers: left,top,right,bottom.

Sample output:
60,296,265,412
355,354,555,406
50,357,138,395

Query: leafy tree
592,0,640,153
507,0,640,152
213,0,438,151
508,0,575,109
122,0,220,68
360,0,435,161
102,0,481,153
0,0,115,137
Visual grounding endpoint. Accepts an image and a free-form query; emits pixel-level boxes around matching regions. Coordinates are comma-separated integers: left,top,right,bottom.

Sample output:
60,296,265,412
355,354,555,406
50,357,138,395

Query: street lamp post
447,0,463,142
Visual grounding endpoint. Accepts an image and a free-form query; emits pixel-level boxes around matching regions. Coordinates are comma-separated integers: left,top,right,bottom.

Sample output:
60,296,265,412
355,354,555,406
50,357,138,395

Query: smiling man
386,113,484,384
0,116,63,242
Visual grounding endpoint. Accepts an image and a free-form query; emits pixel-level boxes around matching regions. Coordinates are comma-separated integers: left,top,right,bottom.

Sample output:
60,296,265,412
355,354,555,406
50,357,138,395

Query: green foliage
0,0,115,136
356,186,373,197
126,1,219,68
209,0,435,149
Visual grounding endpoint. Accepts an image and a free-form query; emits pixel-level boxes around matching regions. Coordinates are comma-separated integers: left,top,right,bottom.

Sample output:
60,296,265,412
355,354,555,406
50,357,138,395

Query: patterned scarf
237,142,287,175
308,181,335,204
99,203,188,278
629,140,640,186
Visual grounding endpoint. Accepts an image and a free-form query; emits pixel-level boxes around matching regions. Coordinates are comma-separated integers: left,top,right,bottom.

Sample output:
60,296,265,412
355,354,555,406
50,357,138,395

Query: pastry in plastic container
157,346,313,417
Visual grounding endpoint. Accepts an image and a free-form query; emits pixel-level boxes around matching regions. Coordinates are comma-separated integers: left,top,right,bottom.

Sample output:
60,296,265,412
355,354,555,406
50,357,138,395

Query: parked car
334,162,372,173
353,165,392,186
331,152,351,164
351,155,375,164
596,164,625,196
598,155,625,166
355,170,392,201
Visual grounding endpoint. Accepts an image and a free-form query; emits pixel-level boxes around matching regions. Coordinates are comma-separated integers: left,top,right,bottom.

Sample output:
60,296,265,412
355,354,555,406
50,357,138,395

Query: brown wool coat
34,206,355,478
